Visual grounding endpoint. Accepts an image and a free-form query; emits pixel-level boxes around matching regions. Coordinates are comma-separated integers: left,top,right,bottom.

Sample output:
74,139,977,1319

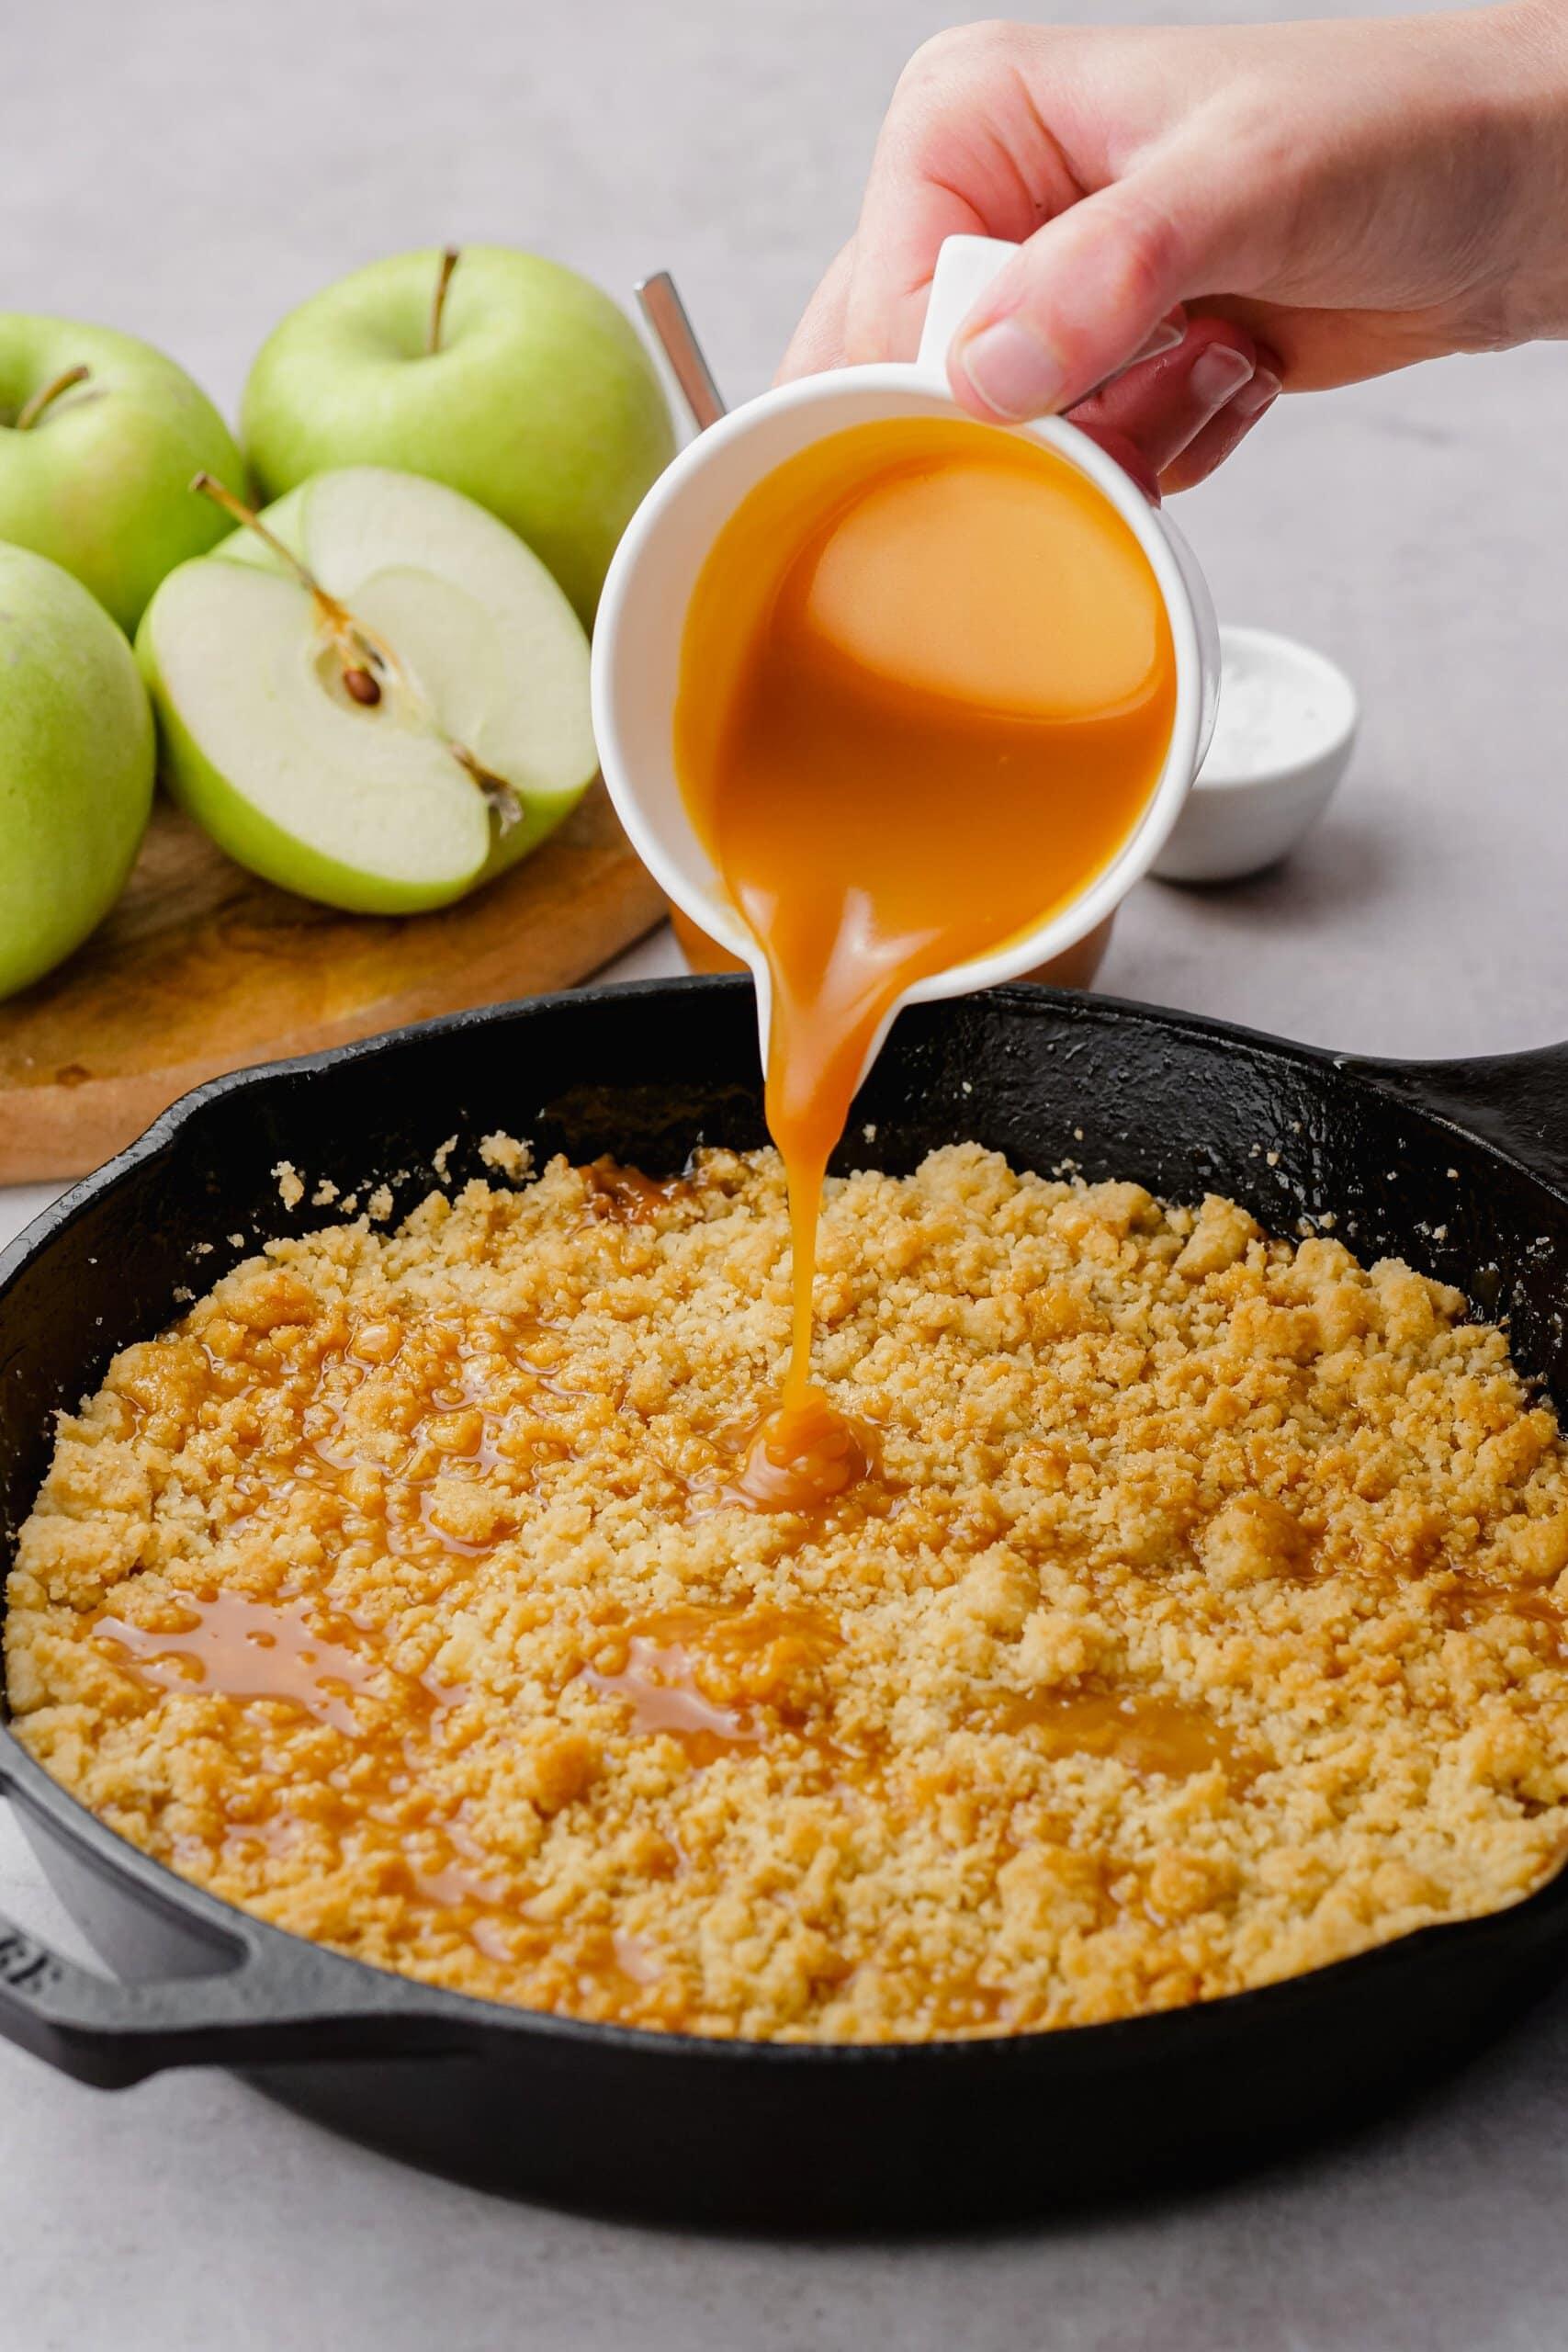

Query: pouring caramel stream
676,417,1177,1502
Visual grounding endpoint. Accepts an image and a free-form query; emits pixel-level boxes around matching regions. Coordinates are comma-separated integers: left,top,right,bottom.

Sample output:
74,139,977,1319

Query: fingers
775,239,1283,503
1160,354,1282,492
776,240,857,384
843,161,988,368
1070,316,1258,476
949,160,1279,422
840,27,1083,366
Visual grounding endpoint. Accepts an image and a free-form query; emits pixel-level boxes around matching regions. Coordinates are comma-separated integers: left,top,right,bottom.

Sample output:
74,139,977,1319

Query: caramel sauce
581,1602,840,1764
667,900,1120,993
393,1602,842,2001
903,1977,1018,2035
994,1688,1235,1781
215,1307,591,1559
400,1847,663,2004
716,1396,877,1516
96,1582,660,2002
612,1929,663,1985
412,1850,510,1911
95,1591,381,1736
577,1157,696,1227
88,1305,693,2008
1436,1573,1563,1653
582,1636,762,1762
676,416,1175,1509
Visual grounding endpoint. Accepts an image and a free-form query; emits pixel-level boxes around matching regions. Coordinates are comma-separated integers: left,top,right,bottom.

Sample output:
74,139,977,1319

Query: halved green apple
135,465,597,913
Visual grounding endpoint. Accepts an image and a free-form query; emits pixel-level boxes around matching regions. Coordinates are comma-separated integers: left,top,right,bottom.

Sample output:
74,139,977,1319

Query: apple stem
13,364,90,431
427,247,460,356
190,470,330,599
191,467,391,683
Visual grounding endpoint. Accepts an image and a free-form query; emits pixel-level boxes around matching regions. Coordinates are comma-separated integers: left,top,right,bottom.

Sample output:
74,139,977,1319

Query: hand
781,4,1568,494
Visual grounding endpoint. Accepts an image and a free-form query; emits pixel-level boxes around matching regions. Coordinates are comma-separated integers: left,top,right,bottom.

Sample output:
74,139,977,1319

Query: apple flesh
242,245,674,626
0,544,155,1000
136,466,598,914
0,316,246,633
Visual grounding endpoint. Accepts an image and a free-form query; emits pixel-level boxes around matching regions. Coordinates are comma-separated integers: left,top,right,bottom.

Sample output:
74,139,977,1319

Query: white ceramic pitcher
592,233,1221,1085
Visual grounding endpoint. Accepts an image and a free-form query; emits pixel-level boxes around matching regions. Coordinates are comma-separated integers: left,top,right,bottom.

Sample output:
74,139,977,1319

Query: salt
1201,631,1348,786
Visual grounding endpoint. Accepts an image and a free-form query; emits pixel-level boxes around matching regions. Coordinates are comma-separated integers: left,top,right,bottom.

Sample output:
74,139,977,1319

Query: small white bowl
1151,624,1357,885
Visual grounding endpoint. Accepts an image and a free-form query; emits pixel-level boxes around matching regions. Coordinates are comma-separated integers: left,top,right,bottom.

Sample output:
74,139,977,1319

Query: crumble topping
7,1145,1568,2041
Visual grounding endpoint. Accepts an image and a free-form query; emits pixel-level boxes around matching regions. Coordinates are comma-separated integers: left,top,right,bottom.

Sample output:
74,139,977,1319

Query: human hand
781,3,1568,493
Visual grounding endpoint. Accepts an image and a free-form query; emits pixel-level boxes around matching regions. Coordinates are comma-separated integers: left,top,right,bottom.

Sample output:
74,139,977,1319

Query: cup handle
916,236,1020,378
917,232,1189,404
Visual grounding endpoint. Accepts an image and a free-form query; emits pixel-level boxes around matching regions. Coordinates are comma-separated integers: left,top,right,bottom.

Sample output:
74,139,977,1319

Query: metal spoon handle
637,272,728,430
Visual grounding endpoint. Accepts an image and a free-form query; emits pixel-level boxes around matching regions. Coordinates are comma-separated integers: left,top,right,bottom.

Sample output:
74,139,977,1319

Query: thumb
948,163,1268,421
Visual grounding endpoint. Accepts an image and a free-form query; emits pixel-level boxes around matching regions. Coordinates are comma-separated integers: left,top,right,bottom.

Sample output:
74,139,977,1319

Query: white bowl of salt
1152,623,1358,885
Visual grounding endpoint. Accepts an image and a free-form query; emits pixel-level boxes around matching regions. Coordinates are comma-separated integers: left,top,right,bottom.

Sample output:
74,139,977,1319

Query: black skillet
3,974,1568,2231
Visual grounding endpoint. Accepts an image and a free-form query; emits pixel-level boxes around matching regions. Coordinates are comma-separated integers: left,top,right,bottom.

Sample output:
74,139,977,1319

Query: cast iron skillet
4,976,1568,2231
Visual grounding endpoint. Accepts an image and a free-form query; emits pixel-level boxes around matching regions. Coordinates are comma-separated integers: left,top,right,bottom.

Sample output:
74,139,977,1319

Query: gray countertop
6,0,1568,2342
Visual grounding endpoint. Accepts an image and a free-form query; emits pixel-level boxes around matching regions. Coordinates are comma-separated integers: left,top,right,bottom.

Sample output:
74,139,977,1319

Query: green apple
135,465,598,914
0,318,246,634
242,245,674,626
0,544,154,1000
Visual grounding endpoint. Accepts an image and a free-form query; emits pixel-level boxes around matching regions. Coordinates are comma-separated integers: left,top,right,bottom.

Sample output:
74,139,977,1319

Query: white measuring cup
592,233,1221,1084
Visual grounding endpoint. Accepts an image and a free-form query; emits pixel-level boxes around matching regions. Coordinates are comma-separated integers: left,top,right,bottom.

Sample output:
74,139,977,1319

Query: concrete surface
5,0,1568,2344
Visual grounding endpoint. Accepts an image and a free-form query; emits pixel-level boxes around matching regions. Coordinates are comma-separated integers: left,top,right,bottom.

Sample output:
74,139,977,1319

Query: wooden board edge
0,873,668,1186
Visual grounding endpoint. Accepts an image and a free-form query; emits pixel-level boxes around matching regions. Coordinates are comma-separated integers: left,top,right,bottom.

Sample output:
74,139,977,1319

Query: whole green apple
242,245,674,626
0,544,154,1000
0,318,247,634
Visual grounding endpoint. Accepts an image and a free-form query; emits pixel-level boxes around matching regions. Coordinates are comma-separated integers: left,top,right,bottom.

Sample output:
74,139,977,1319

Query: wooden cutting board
0,784,665,1184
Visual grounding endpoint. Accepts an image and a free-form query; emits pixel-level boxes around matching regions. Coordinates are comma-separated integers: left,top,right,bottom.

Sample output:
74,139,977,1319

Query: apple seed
452,744,523,834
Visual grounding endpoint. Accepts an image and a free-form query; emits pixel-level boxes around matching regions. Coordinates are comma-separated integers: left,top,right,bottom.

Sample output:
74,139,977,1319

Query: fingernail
1190,345,1255,410
956,319,1068,419
1231,366,1281,419
1134,317,1187,365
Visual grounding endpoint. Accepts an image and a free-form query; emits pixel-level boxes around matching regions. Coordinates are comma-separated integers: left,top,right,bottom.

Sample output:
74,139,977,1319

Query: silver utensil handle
637,272,728,430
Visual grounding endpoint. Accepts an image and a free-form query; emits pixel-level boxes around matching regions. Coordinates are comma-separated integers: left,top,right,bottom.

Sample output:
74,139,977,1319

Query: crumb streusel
7,1146,1568,2041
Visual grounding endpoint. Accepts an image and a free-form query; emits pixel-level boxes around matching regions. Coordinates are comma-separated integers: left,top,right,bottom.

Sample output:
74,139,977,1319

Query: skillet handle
0,1745,475,2087
1340,1040,1568,1196
0,1898,465,2088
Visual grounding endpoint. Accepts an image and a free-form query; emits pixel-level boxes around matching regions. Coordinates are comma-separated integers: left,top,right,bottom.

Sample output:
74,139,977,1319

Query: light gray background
5,0,1568,2344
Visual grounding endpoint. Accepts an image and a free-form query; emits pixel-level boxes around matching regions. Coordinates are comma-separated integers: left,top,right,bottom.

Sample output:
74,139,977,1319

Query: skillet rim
5,970,1568,2070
